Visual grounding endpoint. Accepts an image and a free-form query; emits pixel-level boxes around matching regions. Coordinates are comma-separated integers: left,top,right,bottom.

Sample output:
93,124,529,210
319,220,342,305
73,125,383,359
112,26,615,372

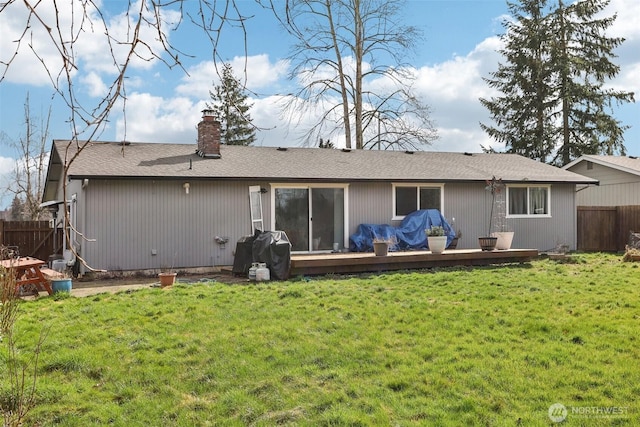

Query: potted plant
158,254,178,287
479,176,502,251
158,268,177,287
449,229,462,249
492,229,514,250
372,236,395,256
446,217,461,249
426,225,447,254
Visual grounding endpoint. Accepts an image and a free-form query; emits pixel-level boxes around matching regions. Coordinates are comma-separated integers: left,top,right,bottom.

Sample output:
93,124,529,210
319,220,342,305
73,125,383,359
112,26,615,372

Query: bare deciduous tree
2,94,51,220
274,0,437,150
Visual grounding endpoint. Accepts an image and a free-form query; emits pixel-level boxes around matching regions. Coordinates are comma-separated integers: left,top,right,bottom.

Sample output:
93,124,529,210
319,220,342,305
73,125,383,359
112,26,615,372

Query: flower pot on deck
478,237,497,251
427,236,447,254
373,242,389,256
448,237,459,249
492,231,514,250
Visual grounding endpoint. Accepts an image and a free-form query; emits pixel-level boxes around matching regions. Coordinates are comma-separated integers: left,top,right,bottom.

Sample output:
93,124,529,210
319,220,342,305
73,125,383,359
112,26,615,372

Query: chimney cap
202,109,216,117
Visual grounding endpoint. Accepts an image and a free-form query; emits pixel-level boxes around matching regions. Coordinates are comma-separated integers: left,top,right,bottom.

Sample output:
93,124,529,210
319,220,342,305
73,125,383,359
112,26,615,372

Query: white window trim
270,183,350,251
506,184,552,218
392,183,444,220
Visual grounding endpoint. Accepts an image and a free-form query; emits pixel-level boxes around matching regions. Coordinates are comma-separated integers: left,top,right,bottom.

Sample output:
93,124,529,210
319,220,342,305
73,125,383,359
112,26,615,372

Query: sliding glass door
274,188,309,251
274,185,347,252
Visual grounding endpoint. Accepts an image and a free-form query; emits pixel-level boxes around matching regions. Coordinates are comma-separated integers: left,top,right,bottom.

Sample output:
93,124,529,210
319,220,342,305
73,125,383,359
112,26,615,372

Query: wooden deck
290,248,539,276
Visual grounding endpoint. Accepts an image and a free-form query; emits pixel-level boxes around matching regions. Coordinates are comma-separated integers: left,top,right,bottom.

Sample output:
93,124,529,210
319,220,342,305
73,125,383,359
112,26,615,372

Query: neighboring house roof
563,155,640,177
44,140,596,200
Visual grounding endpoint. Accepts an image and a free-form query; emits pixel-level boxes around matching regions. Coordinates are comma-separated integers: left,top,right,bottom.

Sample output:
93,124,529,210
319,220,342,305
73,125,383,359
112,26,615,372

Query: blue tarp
349,209,456,252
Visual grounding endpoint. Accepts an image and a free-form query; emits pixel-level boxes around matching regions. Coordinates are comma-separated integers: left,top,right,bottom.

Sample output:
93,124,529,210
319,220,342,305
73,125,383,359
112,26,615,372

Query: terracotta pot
158,272,177,287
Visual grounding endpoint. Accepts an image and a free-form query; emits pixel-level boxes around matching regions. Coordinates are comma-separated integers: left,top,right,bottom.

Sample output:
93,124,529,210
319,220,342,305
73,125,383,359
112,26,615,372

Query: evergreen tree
208,63,256,146
318,138,335,148
9,196,24,221
481,0,634,166
552,0,634,165
481,0,558,163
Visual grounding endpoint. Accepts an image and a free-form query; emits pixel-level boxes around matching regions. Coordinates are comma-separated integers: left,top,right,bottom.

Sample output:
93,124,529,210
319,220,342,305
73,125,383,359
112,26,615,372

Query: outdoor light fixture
183,182,190,194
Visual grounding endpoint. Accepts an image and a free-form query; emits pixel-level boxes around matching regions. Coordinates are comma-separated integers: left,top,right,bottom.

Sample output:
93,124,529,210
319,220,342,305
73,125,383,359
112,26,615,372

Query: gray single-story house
42,112,596,275
563,155,640,206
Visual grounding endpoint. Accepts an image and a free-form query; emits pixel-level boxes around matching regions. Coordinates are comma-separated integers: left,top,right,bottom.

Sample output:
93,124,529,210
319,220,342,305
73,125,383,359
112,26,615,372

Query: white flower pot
427,236,447,254
492,231,514,250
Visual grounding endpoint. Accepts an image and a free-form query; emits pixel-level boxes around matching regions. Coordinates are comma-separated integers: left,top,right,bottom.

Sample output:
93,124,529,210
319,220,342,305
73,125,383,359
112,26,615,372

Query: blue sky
0,0,638,209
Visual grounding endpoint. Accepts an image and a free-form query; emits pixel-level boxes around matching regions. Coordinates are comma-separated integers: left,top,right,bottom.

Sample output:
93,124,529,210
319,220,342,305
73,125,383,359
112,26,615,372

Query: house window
507,185,550,217
393,184,443,219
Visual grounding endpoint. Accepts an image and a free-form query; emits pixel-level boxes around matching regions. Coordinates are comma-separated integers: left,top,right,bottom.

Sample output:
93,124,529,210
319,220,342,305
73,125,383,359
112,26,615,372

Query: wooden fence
0,220,63,261
577,206,640,252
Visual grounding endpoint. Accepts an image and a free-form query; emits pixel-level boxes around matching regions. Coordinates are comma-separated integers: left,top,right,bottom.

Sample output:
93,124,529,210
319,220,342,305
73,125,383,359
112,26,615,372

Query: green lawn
2,253,639,426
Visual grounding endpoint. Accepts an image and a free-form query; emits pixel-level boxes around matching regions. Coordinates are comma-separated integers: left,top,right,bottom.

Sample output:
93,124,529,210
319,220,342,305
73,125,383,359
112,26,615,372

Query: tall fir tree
481,0,557,163
481,0,634,166
9,196,24,221
209,63,256,146
552,0,634,165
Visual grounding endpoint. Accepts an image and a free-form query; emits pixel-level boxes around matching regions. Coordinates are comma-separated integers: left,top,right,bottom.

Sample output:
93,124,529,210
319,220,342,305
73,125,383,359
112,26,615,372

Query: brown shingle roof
53,140,596,184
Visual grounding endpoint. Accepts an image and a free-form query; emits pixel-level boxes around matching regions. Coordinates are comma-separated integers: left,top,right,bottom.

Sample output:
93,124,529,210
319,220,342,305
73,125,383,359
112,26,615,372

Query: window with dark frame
394,185,441,217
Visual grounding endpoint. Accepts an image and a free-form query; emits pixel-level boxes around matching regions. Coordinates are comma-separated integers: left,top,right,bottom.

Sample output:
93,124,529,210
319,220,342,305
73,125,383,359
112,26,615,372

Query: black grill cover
232,235,256,276
252,231,292,280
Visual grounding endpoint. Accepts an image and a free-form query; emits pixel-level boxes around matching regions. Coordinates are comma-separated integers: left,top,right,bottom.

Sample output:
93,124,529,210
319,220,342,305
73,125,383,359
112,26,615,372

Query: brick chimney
196,109,221,158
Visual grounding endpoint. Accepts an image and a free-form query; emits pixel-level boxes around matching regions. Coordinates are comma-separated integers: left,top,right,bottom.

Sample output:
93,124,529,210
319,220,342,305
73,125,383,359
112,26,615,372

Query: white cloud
0,156,15,174
430,127,497,153
410,36,504,153
0,157,17,210
114,92,203,143
414,36,502,103
250,95,346,147
610,62,640,93
605,0,640,41
81,72,108,98
0,1,68,85
176,55,289,98
0,0,182,85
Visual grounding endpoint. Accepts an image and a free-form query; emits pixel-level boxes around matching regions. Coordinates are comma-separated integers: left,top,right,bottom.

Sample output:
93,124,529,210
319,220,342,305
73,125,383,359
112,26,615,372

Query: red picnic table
0,257,54,296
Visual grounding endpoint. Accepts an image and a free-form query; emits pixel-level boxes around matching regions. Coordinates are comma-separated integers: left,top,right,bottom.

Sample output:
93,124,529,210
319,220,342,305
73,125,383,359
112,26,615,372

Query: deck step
290,249,539,276
40,267,65,279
